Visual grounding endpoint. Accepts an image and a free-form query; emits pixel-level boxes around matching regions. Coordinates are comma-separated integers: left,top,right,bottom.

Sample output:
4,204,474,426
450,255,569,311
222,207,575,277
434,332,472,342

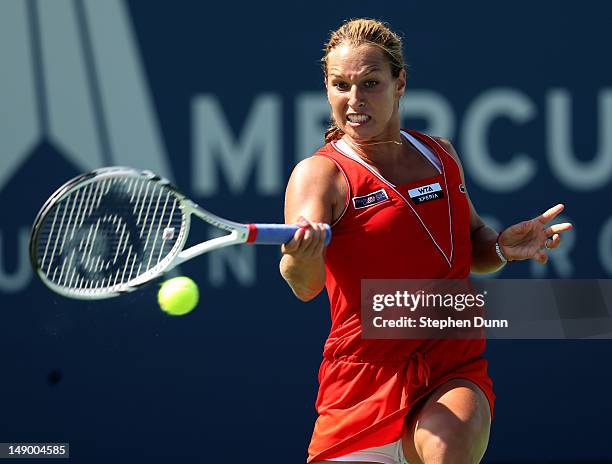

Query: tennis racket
29,166,331,300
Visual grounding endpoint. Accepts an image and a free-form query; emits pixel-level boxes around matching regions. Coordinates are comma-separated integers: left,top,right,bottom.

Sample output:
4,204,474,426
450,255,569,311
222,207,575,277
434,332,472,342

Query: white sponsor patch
408,182,444,204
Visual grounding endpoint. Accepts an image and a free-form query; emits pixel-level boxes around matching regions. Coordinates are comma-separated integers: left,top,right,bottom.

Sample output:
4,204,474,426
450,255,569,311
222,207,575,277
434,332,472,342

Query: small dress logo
353,189,389,209
459,184,466,193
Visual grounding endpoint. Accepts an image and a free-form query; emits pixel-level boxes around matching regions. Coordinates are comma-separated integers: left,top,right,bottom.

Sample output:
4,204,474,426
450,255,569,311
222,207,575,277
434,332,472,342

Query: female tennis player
280,18,572,464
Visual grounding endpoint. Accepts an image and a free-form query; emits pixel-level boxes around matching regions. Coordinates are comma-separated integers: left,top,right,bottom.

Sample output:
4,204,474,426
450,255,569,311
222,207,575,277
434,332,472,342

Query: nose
348,84,364,108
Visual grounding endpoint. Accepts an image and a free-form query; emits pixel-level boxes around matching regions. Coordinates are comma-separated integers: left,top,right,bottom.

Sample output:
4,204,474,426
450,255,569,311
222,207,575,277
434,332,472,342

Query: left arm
436,138,573,274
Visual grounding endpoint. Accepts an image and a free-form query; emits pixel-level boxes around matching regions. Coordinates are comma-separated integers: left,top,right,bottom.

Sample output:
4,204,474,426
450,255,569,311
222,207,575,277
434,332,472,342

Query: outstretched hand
498,204,573,264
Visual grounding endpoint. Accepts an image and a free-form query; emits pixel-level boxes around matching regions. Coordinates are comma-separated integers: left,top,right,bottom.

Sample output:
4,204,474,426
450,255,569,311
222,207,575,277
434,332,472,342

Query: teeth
347,114,369,123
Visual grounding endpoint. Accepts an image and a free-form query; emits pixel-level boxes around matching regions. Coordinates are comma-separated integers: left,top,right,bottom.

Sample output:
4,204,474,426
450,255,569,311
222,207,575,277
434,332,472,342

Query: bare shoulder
289,155,340,184
431,136,468,183
432,136,460,160
430,137,482,228
285,155,345,224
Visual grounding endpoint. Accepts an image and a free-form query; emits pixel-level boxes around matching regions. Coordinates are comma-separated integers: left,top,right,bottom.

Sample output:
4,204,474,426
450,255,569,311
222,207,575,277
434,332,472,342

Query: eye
364,80,379,88
333,81,350,91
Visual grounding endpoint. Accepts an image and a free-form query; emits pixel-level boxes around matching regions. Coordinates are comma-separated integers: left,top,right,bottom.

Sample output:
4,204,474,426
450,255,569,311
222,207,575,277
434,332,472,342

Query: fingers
537,203,565,224
299,219,326,257
541,221,573,253
500,204,571,264
543,233,563,250
281,216,327,259
544,222,573,236
532,250,549,265
281,226,305,254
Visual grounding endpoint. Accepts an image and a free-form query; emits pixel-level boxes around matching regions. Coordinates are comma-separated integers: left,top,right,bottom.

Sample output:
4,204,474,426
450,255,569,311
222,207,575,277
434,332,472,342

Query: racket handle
247,223,331,246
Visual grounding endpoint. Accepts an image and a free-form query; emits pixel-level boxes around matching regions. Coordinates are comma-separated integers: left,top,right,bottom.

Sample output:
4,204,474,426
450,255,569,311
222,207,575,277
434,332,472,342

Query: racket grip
248,223,331,246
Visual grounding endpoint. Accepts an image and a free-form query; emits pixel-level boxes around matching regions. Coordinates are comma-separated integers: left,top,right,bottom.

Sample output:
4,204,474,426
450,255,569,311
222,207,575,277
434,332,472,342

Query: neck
342,131,405,165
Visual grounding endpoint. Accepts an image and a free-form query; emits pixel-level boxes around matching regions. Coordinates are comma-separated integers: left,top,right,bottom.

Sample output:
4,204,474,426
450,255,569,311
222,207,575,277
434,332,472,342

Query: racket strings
35,176,184,294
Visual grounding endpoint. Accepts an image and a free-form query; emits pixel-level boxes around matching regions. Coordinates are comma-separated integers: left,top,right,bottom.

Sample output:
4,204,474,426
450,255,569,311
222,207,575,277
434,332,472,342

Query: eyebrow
328,66,382,78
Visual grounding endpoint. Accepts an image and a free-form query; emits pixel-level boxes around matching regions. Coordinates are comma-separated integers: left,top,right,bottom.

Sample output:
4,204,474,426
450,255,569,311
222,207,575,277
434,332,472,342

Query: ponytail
324,116,344,143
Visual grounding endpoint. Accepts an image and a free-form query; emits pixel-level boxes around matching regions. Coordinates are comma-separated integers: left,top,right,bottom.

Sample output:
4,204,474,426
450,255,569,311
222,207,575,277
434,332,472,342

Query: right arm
279,156,344,302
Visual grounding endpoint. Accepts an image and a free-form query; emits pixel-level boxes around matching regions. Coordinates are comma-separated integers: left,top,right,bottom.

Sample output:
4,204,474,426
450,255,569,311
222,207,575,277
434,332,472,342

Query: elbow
279,256,325,302
284,277,324,302
293,286,323,302
295,292,314,302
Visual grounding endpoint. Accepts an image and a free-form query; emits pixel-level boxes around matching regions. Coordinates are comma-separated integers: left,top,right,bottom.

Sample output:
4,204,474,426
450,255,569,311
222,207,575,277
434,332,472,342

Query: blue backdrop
1,0,611,462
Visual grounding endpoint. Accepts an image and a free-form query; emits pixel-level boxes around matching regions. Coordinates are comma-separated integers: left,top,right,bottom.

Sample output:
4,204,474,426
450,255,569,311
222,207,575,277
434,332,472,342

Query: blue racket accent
251,224,331,246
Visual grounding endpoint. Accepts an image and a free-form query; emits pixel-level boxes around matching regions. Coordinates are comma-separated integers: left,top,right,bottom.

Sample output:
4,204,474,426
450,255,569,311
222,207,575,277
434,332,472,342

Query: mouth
346,113,371,126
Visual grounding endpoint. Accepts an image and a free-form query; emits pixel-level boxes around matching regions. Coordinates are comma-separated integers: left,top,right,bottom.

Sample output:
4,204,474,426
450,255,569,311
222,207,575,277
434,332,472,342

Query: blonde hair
322,18,406,143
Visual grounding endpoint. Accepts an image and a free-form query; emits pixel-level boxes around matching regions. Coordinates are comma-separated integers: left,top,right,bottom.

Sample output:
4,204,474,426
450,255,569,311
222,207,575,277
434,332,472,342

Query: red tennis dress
307,129,495,462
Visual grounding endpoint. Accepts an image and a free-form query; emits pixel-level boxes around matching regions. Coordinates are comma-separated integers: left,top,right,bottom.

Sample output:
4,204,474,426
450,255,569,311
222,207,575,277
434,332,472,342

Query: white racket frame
30,167,255,300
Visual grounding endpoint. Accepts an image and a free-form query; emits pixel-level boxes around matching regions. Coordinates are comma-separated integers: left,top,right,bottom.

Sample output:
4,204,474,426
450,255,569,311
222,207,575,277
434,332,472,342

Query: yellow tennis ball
158,276,199,316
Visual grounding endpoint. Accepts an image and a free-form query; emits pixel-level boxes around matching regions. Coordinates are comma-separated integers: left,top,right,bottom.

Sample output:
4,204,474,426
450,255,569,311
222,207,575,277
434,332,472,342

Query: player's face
326,44,405,142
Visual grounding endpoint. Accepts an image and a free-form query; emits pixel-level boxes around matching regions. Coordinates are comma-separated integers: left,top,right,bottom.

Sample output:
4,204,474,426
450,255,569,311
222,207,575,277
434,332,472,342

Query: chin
343,124,378,142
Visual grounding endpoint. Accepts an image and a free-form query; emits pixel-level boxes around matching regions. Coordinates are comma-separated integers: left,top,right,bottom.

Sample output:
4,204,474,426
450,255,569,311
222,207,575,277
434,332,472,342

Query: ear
396,68,407,98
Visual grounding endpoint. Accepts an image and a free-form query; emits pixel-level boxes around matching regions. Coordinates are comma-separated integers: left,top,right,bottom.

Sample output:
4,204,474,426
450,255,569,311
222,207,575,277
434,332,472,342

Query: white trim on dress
331,133,453,267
